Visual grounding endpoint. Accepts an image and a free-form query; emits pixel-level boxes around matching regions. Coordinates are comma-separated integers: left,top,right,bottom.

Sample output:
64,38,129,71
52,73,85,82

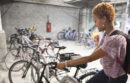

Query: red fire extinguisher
46,15,51,32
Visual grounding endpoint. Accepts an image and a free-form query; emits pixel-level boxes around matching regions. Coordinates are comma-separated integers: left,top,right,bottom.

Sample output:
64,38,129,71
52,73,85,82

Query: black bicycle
39,62,99,83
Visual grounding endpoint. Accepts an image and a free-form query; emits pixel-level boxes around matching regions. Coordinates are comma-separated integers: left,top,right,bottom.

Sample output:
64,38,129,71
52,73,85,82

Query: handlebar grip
48,62,70,72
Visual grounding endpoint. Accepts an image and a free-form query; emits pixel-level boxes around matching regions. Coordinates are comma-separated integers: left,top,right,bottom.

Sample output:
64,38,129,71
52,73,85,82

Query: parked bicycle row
57,28,100,49
4,26,99,83
57,27,77,41
74,32,101,49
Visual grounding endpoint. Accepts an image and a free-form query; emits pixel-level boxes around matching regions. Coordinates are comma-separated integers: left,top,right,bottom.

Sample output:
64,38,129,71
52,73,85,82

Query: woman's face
93,14,105,32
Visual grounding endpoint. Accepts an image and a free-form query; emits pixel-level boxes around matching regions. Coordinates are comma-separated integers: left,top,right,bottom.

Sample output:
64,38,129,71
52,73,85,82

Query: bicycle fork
39,64,49,83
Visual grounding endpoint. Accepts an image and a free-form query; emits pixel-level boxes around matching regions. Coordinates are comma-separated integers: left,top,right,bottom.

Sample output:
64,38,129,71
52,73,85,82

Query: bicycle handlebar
41,62,70,72
14,26,36,36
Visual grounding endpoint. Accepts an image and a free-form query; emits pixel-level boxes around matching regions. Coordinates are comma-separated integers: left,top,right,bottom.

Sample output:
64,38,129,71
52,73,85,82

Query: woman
57,2,128,83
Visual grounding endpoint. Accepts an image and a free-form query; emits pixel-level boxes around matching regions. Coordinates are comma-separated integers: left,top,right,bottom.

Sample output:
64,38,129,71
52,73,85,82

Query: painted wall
1,2,79,40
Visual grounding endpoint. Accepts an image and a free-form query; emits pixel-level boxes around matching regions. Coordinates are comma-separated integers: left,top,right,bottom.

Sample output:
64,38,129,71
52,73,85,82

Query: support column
121,13,127,33
0,6,7,65
86,8,90,32
124,0,130,33
79,8,89,33
120,0,130,33
128,0,130,18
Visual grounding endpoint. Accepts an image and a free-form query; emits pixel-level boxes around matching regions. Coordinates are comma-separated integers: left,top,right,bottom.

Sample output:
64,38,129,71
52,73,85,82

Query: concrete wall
1,2,79,40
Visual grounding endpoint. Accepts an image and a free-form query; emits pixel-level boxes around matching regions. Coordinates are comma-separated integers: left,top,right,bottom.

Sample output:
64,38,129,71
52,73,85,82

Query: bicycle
8,45,46,83
57,27,77,40
38,61,99,83
75,32,95,49
5,44,35,70
39,46,72,81
5,27,39,69
8,45,73,83
5,26,59,70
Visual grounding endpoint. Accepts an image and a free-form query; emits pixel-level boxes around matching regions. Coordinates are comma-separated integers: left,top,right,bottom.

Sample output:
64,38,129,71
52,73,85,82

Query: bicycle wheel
8,60,39,83
4,48,23,70
8,35,20,49
57,32,65,40
31,54,49,83
61,75,78,83
55,69,69,82
79,71,97,83
8,43,17,50
84,38,95,49
43,55,69,82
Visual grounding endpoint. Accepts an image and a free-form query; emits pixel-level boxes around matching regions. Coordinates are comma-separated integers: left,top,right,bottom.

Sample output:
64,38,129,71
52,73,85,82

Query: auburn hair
92,2,115,22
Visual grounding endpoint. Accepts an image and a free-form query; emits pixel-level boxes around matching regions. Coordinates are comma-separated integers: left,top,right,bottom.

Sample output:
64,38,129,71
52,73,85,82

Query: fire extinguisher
46,15,51,32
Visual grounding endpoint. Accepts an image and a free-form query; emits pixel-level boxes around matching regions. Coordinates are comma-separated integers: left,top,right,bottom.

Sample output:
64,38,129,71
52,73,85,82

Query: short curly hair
92,2,115,22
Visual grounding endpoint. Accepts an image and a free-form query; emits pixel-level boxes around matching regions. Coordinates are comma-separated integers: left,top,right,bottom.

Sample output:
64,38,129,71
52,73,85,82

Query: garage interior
0,0,130,83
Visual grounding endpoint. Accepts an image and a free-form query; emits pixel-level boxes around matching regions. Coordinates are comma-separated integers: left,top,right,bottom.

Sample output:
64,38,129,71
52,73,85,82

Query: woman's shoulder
103,33,125,45
109,34,126,46
107,29,126,41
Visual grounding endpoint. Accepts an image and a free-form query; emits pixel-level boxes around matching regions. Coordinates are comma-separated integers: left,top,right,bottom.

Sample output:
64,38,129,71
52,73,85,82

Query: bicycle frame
38,62,98,83
39,63,50,83
20,46,42,78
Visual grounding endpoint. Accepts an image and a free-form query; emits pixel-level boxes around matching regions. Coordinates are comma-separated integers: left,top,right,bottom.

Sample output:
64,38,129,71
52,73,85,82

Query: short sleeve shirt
100,29,127,78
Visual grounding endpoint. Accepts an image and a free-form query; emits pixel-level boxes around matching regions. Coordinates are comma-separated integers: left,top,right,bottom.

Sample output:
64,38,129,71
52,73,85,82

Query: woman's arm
57,48,108,69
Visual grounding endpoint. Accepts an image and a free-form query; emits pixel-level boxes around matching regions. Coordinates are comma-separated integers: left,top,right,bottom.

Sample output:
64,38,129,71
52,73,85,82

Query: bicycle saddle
45,37,51,40
55,46,66,49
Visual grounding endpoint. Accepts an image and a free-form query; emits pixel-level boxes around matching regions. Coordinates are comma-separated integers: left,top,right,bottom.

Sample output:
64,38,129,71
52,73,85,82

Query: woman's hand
56,62,65,69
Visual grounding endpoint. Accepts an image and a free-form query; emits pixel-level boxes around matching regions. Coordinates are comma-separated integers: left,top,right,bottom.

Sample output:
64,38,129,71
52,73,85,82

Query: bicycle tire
5,45,36,70
43,54,69,82
55,69,69,82
57,32,65,40
8,60,39,83
8,36,20,49
4,48,23,70
79,71,97,83
84,38,95,49
31,54,49,82
72,32,78,40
